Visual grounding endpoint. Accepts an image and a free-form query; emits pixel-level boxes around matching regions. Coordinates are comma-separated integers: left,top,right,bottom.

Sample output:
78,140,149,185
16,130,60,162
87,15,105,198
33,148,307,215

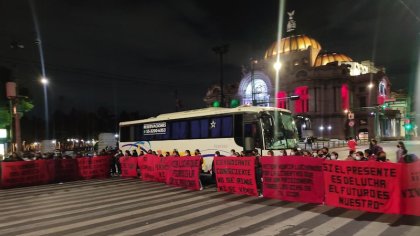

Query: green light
212,101,220,107
405,123,413,131
230,99,240,108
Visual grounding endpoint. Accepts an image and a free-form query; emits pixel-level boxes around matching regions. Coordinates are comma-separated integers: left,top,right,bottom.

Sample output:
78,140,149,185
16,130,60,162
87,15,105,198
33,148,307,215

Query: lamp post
40,77,49,139
374,106,381,142
212,45,229,107
5,82,26,153
250,59,258,106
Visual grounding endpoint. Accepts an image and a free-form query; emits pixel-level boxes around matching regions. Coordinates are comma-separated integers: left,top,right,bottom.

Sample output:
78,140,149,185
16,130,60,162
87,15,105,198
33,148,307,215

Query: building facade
204,13,406,140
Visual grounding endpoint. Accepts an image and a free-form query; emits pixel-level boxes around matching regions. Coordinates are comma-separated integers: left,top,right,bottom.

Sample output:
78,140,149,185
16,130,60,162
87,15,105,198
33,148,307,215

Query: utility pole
6,82,22,153
212,45,229,107
250,59,258,106
12,99,22,152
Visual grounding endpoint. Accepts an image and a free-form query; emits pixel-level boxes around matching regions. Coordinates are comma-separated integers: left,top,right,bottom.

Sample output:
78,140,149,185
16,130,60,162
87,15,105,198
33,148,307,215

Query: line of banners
1,155,419,216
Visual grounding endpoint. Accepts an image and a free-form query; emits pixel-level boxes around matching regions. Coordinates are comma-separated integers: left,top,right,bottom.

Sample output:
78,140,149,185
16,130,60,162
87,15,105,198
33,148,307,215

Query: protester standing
396,141,407,162
131,150,138,157
376,151,388,162
347,137,357,151
364,149,376,161
112,150,123,176
370,139,383,156
279,149,288,156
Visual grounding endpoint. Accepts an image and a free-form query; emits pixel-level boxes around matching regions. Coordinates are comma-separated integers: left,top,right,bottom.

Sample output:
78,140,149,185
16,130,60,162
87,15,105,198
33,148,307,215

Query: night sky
0,0,419,117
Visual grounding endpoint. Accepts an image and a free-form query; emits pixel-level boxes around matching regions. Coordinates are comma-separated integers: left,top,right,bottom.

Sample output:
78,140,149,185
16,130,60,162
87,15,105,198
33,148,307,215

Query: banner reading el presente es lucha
323,160,401,214
261,156,325,204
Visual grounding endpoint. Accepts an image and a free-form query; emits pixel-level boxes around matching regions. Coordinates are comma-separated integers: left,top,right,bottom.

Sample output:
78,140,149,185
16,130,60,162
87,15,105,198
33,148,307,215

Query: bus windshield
260,111,298,149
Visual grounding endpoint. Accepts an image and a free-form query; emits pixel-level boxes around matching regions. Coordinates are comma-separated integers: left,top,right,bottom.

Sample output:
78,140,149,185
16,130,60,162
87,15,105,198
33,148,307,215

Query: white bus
119,106,298,164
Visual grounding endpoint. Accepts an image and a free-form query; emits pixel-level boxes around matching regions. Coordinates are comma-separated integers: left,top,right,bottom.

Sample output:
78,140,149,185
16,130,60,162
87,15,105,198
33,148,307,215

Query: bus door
259,112,273,151
243,114,262,154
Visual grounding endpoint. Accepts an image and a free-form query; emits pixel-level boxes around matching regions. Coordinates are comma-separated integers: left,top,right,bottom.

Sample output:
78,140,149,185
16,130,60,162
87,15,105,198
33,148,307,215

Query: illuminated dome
314,53,353,66
264,34,322,59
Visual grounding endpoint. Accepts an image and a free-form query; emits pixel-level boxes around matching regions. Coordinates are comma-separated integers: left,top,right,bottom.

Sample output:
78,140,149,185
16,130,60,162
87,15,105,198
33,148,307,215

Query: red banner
261,156,325,203
119,157,138,178
1,160,55,188
55,159,80,181
138,155,157,181
323,160,401,214
155,156,169,183
401,162,420,216
166,156,201,191
214,156,258,196
78,156,111,179
43,159,57,184
91,156,111,179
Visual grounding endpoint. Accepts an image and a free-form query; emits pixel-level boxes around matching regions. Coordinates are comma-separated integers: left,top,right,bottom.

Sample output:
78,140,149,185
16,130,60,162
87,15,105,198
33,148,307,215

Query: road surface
0,178,419,236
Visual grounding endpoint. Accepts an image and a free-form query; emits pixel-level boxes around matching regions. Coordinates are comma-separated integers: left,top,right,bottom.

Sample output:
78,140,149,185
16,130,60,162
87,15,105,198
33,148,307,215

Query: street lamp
40,77,48,85
273,61,282,71
250,59,258,106
368,83,374,89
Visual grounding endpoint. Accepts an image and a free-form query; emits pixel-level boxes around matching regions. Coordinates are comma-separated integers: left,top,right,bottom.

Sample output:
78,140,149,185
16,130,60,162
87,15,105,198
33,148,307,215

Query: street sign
349,120,355,127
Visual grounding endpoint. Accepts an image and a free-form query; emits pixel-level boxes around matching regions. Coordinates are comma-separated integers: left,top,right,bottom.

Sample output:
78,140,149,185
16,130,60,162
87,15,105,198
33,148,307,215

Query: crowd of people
2,139,418,179
261,138,417,164
1,147,116,162
1,140,418,197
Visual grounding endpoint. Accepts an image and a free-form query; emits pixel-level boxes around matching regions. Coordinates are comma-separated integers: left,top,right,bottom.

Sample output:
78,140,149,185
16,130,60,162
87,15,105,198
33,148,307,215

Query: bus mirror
244,137,255,151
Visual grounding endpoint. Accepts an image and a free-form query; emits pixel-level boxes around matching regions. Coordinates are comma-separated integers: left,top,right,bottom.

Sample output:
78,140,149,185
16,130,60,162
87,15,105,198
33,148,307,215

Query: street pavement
0,178,419,236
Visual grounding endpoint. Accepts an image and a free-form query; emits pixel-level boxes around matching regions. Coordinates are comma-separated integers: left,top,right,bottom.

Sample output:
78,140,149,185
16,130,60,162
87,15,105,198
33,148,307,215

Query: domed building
205,11,403,141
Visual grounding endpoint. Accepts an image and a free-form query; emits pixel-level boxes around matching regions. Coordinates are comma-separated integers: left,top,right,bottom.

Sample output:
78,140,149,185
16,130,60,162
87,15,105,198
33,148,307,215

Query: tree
0,107,11,128
18,98,34,113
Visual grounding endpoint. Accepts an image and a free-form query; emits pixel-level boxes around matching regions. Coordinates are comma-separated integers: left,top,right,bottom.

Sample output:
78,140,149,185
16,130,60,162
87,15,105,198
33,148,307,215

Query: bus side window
120,126,131,142
172,121,188,139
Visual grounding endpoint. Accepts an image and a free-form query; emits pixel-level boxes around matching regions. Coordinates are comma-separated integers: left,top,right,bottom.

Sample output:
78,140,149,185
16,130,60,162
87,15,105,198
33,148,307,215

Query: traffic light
212,100,221,107
404,123,413,131
230,99,240,108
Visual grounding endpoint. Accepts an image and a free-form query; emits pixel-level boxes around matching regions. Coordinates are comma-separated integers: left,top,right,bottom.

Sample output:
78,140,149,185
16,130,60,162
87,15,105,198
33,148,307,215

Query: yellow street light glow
368,83,374,89
274,61,282,71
